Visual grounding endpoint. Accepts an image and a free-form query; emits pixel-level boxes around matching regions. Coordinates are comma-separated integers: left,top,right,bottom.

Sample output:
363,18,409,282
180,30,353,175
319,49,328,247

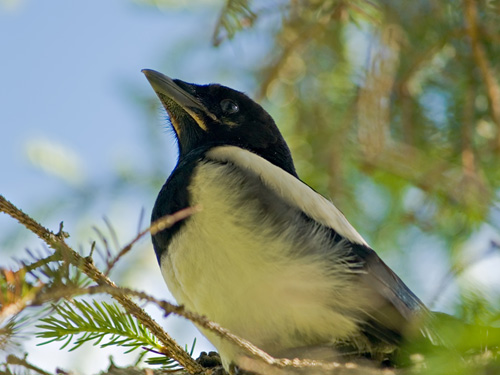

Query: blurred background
1,0,500,373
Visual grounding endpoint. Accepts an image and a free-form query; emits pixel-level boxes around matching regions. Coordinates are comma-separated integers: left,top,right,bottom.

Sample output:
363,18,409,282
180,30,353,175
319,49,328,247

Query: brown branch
121,289,392,375
6,354,54,375
0,195,203,375
464,0,500,151
22,252,62,273
0,197,395,374
104,206,200,275
0,195,395,374
20,283,391,375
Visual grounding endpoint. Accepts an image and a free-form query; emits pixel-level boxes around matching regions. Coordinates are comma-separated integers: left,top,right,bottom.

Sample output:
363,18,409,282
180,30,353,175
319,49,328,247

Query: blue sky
0,0,270,202
1,0,238,201
1,0,175,211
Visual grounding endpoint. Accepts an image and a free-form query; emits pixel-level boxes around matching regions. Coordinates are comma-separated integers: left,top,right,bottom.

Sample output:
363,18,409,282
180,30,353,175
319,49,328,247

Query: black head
142,69,297,177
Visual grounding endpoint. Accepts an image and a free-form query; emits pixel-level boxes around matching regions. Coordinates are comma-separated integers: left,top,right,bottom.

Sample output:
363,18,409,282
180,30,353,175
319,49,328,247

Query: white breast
160,148,370,369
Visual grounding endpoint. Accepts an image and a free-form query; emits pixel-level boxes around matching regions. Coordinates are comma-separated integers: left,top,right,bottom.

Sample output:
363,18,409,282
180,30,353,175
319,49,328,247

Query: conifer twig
0,194,203,375
22,283,390,375
6,354,54,375
104,206,200,275
1,196,389,374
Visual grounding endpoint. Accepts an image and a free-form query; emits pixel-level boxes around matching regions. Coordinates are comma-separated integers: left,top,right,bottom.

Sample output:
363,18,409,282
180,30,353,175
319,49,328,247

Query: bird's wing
207,146,368,246
207,145,427,346
352,242,427,345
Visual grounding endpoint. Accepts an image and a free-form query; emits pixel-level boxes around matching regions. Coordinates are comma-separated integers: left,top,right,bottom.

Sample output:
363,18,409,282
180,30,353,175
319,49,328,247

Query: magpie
142,69,428,372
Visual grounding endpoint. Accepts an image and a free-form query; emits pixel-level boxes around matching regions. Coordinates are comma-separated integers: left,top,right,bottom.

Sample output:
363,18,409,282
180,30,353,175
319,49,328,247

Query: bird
142,69,429,373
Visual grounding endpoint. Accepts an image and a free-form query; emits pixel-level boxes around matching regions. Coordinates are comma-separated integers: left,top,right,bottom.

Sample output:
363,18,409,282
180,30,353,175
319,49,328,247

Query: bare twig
109,288,391,375
6,354,54,375
104,206,200,275
0,195,203,375
1,197,390,374
19,283,391,375
21,252,61,273
103,217,121,257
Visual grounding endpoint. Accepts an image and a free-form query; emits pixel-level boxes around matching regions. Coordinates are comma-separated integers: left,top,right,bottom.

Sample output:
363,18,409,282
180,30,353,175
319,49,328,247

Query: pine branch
145,338,196,368
3,272,393,375
5,355,53,375
212,0,256,46
104,206,198,275
0,195,203,375
36,300,158,352
50,284,391,375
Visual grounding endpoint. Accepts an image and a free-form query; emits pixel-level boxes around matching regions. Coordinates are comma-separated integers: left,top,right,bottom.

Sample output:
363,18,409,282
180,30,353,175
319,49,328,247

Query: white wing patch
207,146,369,247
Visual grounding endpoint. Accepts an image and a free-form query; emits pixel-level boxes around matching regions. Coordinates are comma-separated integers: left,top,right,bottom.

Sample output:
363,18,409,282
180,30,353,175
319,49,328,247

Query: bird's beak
142,69,216,133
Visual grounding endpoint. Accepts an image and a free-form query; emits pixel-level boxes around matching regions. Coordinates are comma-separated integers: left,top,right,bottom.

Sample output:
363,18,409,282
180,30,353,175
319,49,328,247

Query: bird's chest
160,161,292,326
158,160,360,362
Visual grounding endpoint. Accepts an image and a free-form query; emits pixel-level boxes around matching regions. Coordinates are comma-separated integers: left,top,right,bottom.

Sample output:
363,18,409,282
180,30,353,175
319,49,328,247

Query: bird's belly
159,161,362,365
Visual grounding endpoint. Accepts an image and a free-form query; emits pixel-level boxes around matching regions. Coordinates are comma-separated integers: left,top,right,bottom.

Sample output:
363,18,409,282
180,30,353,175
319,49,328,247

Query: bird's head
142,69,297,177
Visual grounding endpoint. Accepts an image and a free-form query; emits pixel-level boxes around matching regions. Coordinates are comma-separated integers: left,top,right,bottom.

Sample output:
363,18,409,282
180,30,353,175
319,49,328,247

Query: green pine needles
35,299,192,368
36,299,158,352
36,300,196,369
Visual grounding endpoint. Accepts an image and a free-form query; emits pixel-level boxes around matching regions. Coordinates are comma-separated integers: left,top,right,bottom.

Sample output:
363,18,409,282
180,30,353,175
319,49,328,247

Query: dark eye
220,99,239,114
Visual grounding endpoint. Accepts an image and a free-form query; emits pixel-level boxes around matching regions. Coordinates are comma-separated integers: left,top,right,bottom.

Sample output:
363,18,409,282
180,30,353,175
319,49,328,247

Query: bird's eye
220,99,239,114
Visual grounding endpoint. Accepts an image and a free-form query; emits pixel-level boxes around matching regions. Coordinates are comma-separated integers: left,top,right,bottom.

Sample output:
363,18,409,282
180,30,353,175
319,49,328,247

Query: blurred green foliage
196,0,500,296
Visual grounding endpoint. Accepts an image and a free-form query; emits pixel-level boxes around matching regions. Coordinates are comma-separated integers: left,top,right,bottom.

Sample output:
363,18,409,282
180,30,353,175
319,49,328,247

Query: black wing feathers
350,242,426,346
